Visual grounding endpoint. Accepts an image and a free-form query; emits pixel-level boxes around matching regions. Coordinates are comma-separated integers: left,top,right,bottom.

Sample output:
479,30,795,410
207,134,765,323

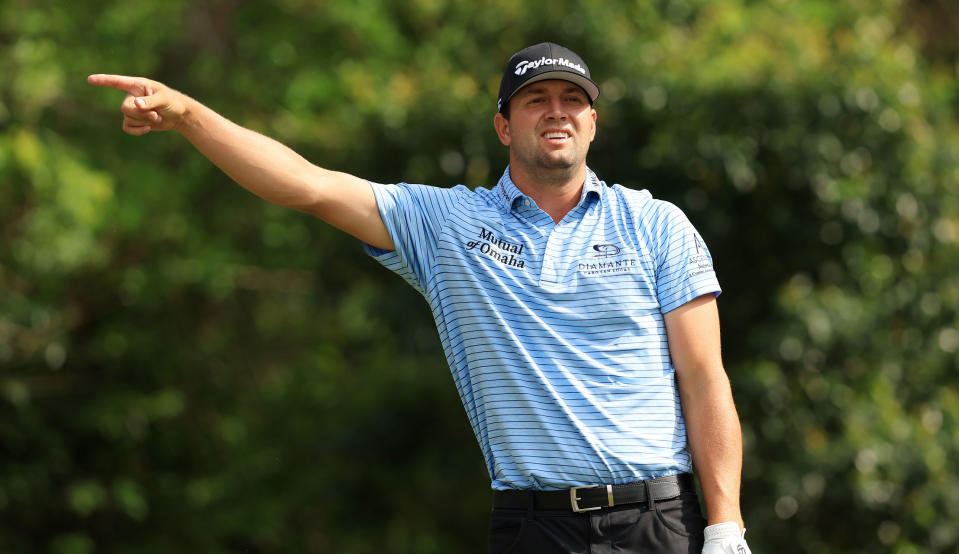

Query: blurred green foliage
2,0,958,552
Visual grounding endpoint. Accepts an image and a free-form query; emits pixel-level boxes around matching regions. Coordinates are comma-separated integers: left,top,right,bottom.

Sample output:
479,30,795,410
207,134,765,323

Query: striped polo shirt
364,166,721,490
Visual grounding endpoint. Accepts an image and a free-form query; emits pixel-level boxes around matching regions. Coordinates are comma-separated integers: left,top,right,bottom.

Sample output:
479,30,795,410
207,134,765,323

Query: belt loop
644,479,656,511
527,490,536,519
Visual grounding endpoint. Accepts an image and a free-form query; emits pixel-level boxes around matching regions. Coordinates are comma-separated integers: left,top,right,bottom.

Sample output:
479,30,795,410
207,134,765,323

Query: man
89,42,751,554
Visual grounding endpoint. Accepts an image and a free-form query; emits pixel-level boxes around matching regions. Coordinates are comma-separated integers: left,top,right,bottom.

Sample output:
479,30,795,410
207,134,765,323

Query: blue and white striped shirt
364,166,721,490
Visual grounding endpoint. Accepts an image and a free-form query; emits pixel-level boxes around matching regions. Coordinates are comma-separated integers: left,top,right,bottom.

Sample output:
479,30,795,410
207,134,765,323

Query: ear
493,112,511,146
589,107,597,143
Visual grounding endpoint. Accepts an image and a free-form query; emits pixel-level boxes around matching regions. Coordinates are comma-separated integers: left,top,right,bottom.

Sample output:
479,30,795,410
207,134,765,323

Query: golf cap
497,42,600,113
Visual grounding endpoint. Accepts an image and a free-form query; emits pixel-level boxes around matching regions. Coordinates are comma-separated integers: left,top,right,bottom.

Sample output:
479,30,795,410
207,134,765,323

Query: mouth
541,129,572,143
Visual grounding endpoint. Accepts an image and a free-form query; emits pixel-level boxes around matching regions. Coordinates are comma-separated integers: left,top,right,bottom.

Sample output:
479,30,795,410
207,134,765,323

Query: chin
538,155,578,170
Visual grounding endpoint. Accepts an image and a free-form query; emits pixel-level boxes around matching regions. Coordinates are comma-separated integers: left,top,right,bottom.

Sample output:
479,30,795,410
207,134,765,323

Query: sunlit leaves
1,0,958,552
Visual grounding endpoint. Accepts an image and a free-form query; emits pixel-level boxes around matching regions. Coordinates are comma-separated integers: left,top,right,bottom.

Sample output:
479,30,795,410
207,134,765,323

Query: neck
508,162,588,223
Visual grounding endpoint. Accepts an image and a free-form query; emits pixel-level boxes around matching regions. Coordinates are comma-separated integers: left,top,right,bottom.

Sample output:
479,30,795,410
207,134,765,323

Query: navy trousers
488,491,707,554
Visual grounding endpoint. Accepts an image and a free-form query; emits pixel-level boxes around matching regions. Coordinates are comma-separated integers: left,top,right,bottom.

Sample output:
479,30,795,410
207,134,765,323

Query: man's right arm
87,74,394,251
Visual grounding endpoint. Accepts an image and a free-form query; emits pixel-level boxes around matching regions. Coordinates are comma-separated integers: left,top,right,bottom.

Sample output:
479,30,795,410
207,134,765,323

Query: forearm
90,74,392,251
681,374,744,529
175,96,329,211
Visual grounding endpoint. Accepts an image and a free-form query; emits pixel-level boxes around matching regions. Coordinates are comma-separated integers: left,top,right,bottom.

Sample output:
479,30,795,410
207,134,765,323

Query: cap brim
506,71,600,105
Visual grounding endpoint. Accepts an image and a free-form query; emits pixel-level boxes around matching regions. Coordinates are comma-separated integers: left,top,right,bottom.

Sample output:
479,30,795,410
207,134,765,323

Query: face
494,79,597,181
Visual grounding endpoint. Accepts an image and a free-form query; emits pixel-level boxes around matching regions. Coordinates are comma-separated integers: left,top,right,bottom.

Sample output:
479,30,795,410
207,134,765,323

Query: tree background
2,0,958,552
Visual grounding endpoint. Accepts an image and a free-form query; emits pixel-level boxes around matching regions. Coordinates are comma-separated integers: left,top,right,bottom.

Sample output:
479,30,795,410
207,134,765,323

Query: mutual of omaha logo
578,243,639,276
466,227,526,269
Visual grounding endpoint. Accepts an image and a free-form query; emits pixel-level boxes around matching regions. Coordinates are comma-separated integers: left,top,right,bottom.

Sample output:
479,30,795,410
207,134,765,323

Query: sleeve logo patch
688,234,714,277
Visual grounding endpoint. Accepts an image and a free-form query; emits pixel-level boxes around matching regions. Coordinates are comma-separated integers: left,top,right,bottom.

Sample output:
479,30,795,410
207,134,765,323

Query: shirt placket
512,197,553,286
539,223,566,287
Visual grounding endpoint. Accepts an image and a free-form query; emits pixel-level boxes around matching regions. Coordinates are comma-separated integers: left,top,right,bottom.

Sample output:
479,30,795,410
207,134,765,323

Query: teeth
544,132,567,139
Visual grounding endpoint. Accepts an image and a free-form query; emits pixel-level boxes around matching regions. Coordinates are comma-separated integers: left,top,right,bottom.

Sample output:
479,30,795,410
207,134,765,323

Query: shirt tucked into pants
488,489,706,554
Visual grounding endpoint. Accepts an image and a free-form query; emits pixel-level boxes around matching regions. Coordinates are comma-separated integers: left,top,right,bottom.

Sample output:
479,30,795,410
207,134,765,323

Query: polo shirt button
525,199,531,207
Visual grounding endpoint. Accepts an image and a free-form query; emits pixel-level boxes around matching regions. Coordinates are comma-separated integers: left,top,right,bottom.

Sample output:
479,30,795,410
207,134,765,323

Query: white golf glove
702,522,751,554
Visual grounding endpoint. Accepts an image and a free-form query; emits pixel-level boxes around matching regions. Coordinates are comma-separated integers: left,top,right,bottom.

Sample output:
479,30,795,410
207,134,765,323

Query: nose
545,96,567,120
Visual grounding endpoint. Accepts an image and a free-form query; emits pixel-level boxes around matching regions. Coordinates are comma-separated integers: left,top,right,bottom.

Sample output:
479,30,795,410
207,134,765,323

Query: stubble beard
517,142,586,186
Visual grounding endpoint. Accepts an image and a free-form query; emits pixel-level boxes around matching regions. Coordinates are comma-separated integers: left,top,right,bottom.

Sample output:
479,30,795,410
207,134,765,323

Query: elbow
287,167,333,215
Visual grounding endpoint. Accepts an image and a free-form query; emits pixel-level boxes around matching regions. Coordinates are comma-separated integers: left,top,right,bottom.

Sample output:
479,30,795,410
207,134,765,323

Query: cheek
576,116,594,140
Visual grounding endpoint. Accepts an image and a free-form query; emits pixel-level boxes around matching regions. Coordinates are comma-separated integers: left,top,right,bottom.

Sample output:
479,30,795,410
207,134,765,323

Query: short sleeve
650,202,722,313
363,181,464,295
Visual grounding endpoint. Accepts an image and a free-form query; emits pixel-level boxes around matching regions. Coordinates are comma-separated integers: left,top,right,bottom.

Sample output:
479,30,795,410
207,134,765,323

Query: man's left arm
664,294,746,532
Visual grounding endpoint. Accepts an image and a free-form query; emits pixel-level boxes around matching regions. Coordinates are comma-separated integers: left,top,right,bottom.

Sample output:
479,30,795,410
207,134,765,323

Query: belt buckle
569,485,603,513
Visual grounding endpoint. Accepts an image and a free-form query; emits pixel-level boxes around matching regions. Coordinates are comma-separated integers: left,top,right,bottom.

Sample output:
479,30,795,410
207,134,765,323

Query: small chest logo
578,243,640,276
592,244,621,258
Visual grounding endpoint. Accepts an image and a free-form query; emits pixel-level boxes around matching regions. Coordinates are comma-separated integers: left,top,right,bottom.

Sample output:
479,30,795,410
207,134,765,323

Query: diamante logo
579,244,639,276
514,57,586,76
592,244,621,258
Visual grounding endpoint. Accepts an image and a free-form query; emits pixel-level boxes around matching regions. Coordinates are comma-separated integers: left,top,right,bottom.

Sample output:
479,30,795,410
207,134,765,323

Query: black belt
493,473,695,513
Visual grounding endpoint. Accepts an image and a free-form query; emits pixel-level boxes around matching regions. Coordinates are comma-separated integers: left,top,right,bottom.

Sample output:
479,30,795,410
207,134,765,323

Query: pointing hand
87,74,188,135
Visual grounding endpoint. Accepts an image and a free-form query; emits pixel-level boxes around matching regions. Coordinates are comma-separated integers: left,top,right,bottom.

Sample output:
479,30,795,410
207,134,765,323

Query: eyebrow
518,85,586,97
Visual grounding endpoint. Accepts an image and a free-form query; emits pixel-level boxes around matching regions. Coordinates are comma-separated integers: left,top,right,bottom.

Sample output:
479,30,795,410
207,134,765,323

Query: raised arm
87,74,394,251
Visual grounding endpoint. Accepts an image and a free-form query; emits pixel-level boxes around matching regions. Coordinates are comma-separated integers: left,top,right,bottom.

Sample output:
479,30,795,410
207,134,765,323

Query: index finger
87,74,142,93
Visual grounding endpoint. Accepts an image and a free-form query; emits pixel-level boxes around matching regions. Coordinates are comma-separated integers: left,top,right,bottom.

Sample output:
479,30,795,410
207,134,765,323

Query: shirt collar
495,165,602,211
581,168,602,204
495,166,525,210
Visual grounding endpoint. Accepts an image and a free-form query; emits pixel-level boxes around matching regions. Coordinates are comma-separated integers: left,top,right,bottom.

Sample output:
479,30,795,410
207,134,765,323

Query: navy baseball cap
497,42,600,113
